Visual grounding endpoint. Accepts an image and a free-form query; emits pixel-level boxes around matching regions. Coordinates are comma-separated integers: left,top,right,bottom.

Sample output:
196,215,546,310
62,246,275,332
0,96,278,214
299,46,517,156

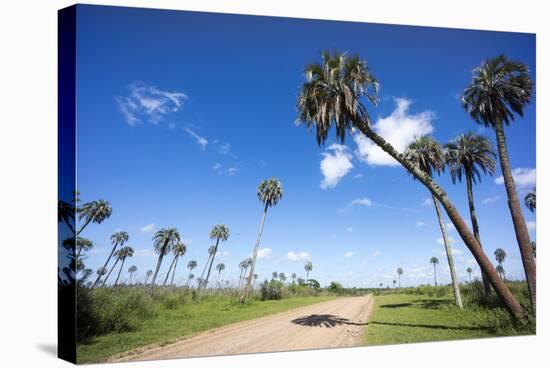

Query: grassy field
77,293,336,363
364,293,533,346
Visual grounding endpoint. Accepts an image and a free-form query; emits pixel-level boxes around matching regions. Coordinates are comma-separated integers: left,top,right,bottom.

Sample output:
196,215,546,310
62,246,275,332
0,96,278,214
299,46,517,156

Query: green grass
364,293,533,346
77,294,336,363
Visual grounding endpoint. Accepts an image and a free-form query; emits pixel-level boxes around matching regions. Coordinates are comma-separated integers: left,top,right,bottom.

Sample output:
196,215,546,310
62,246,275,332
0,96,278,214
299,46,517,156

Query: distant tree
128,265,137,284
199,246,216,288
150,228,181,290
92,230,128,288
396,267,403,288
393,279,397,288
525,189,536,212
304,261,313,281
496,265,506,280
163,242,187,286
186,260,197,287
114,246,134,286
291,273,297,284
494,248,507,280
272,271,278,280
279,272,286,284
430,257,439,286
95,266,107,285
200,225,230,290
145,270,153,285
216,262,225,281
466,267,473,282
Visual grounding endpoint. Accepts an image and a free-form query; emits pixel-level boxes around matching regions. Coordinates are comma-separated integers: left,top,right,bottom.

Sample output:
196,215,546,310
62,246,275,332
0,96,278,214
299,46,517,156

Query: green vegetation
76,288,336,363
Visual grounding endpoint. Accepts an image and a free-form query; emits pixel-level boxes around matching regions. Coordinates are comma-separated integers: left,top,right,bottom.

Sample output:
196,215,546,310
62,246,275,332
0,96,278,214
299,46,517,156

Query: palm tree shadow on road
291,314,368,328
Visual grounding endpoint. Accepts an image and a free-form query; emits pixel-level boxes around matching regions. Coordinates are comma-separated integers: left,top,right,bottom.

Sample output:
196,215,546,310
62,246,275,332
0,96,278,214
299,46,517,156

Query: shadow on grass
380,303,413,309
380,299,453,310
291,314,368,328
367,321,487,331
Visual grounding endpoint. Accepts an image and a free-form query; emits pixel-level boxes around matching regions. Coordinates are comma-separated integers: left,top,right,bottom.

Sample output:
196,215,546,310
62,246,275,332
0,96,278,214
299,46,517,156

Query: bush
328,281,344,294
260,280,283,300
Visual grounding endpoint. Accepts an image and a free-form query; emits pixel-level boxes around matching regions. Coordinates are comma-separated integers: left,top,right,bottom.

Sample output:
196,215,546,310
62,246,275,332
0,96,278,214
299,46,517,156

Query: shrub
260,280,283,300
328,281,344,294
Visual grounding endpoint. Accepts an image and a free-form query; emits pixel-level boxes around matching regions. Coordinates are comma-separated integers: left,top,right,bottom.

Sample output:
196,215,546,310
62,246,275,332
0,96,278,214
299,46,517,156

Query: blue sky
72,5,536,288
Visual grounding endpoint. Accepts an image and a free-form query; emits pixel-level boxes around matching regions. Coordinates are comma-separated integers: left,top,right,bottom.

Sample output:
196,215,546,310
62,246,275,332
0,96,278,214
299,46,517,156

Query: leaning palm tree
495,248,507,269
252,274,258,289
77,199,112,236
446,132,496,296
466,267,473,282
304,261,313,281
145,270,153,285
296,51,524,318
128,265,137,284
216,262,225,281
430,257,439,286
406,136,463,308
163,241,187,286
245,178,283,296
92,230,128,288
150,228,181,289
95,266,107,286
239,258,251,288
198,246,216,288
114,246,134,286
496,265,506,280
186,260,197,287
396,267,403,288
525,189,536,212
462,55,535,310
200,225,230,290
188,273,195,286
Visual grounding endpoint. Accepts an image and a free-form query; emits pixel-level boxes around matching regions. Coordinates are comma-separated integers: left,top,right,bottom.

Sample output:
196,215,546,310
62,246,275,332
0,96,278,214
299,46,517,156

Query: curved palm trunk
245,203,269,297
238,268,244,289
466,174,492,296
150,241,169,290
306,271,309,282
163,256,177,286
170,256,180,286
92,244,118,288
433,264,437,286
114,258,126,286
129,271,134,285
102,258,119,286
356,122,524,318
198,254,212,289
494,121,536,312
432,195,463,308
186,269,193,287
201,238,220,290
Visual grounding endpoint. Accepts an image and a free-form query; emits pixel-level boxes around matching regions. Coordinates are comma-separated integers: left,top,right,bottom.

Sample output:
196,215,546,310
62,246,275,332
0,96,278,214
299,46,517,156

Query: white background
0,0,547,367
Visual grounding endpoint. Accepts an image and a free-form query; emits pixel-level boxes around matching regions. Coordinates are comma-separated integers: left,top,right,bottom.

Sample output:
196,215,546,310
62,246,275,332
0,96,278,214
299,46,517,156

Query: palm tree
494,248,507,281
114,246,134,286
304,262,313,281
238,259,247,288
279,272,286,284
291,272,297,284
430,257,439,286
406,136,463,308
245,178,283,296
525,189,536,212
200,225,230,290
466,267,473,282
393,280,397,288
272,271,278,281
145,270,153,285
188,273,195,286
462,55,535,310
199,246,216,288
163,242,187,286
446,133,496,296
252,274,258,289
95,266,107,285
186,260,197,287
379,283,383,288
396,267,403,288
296,51,524,318
128,265,137,284
216,262,225,280
77,199,112,237
150,228,181,289
92,231,128,288
496,265,506,280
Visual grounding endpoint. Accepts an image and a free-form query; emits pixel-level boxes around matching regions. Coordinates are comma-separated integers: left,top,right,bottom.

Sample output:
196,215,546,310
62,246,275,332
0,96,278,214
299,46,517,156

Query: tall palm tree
494,248,507,280
496,265,506,280
291,272,297,284
95,266,107,285
430,257,439,286
114,246,134,286
252,274,258,289
216,262,225,281
239,258,251,288
200,225,230,290
462,55,535,310
150,228,181,289
295,51,523,318
145,270,153,285
92,231,128,288
199,246,216,288
188,274,195,286
128,265,137,284
245,178,283,296
304,261,313,281
406,136,463,308
525,189,536,212
446,133,496,296
77,199,112,236
186,260,197,287
279,272,286,284
466,267,473,282
163,242,187,286
272,271,278,280
396,267,403,288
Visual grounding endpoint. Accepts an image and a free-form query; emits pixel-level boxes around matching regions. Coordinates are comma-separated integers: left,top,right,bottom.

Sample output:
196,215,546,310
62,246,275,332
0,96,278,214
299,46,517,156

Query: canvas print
58,4,536,364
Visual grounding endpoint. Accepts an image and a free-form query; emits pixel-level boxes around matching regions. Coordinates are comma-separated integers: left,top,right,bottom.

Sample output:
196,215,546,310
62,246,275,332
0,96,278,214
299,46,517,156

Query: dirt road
113,295,373,362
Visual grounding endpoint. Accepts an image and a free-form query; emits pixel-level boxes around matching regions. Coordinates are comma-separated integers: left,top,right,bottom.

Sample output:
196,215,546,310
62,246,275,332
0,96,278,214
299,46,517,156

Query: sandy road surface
113,295,373,362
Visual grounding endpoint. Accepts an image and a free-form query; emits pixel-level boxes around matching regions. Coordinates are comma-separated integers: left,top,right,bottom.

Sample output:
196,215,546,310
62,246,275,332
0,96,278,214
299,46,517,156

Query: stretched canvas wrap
58,4,536,364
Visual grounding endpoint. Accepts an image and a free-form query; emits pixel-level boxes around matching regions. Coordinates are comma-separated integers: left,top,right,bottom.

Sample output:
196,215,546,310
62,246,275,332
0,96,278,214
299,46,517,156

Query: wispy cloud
140,223,155,233
482,196,501,205
212,162,240,176
286,251,310,261
436,236,457,246
320,144,354,189
256,248,272,260
495,168,535,189
421,197,432,206
433,246,462,255
354,98,434,166
344,251,354,257
184,126,209,151
527,221,536,231
372,250,381,257
416,221,425,227
116,81,186,126
346,227,353,233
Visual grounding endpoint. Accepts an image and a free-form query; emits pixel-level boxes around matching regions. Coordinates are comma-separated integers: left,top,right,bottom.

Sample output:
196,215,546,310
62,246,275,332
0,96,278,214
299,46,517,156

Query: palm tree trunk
238,268,244,289
245,203,269,297
494,120,536,312
466,174,492,296
306,270,309,282
102,258,119,287
150,252,165,290
433,264,437,286
114,258,126,286
129,272,133,285
92,244,117,288
202,238,220,290
198,254,212,289
355,122,525,318
170,256,179,286
186,270,192,287
145,274,150,285
163,256,177,285
432,195,463,308
398,274,401,289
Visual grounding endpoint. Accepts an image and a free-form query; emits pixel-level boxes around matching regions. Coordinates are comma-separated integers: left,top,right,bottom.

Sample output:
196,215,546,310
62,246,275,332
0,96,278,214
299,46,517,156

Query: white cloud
140,223,155,233
116,82,186,125
212,163,223,173
340,197,373,212
226,167,239,176
372,250,381,257
416,221,425,227
495,168,536,189
482,196,501,205
421,198,432,206
286,251,310,261
320,144,354,189
218,143,231,155
344,251,354,257
527,221,536,231
437,236,456,245
354,98,434,166
184,127,209,151
256,248,272,260
346,227,353,233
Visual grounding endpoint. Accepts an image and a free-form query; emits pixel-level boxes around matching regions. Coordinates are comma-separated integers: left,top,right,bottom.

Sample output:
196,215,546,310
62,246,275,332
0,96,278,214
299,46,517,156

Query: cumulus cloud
354,98,435,166
184,127,209,151
286,251,310,261
140,223,155,233
495,168,536,189
339,197,373,212
320,144,354,189
256,248,272,260
482,196,501,205
116,81,186,125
